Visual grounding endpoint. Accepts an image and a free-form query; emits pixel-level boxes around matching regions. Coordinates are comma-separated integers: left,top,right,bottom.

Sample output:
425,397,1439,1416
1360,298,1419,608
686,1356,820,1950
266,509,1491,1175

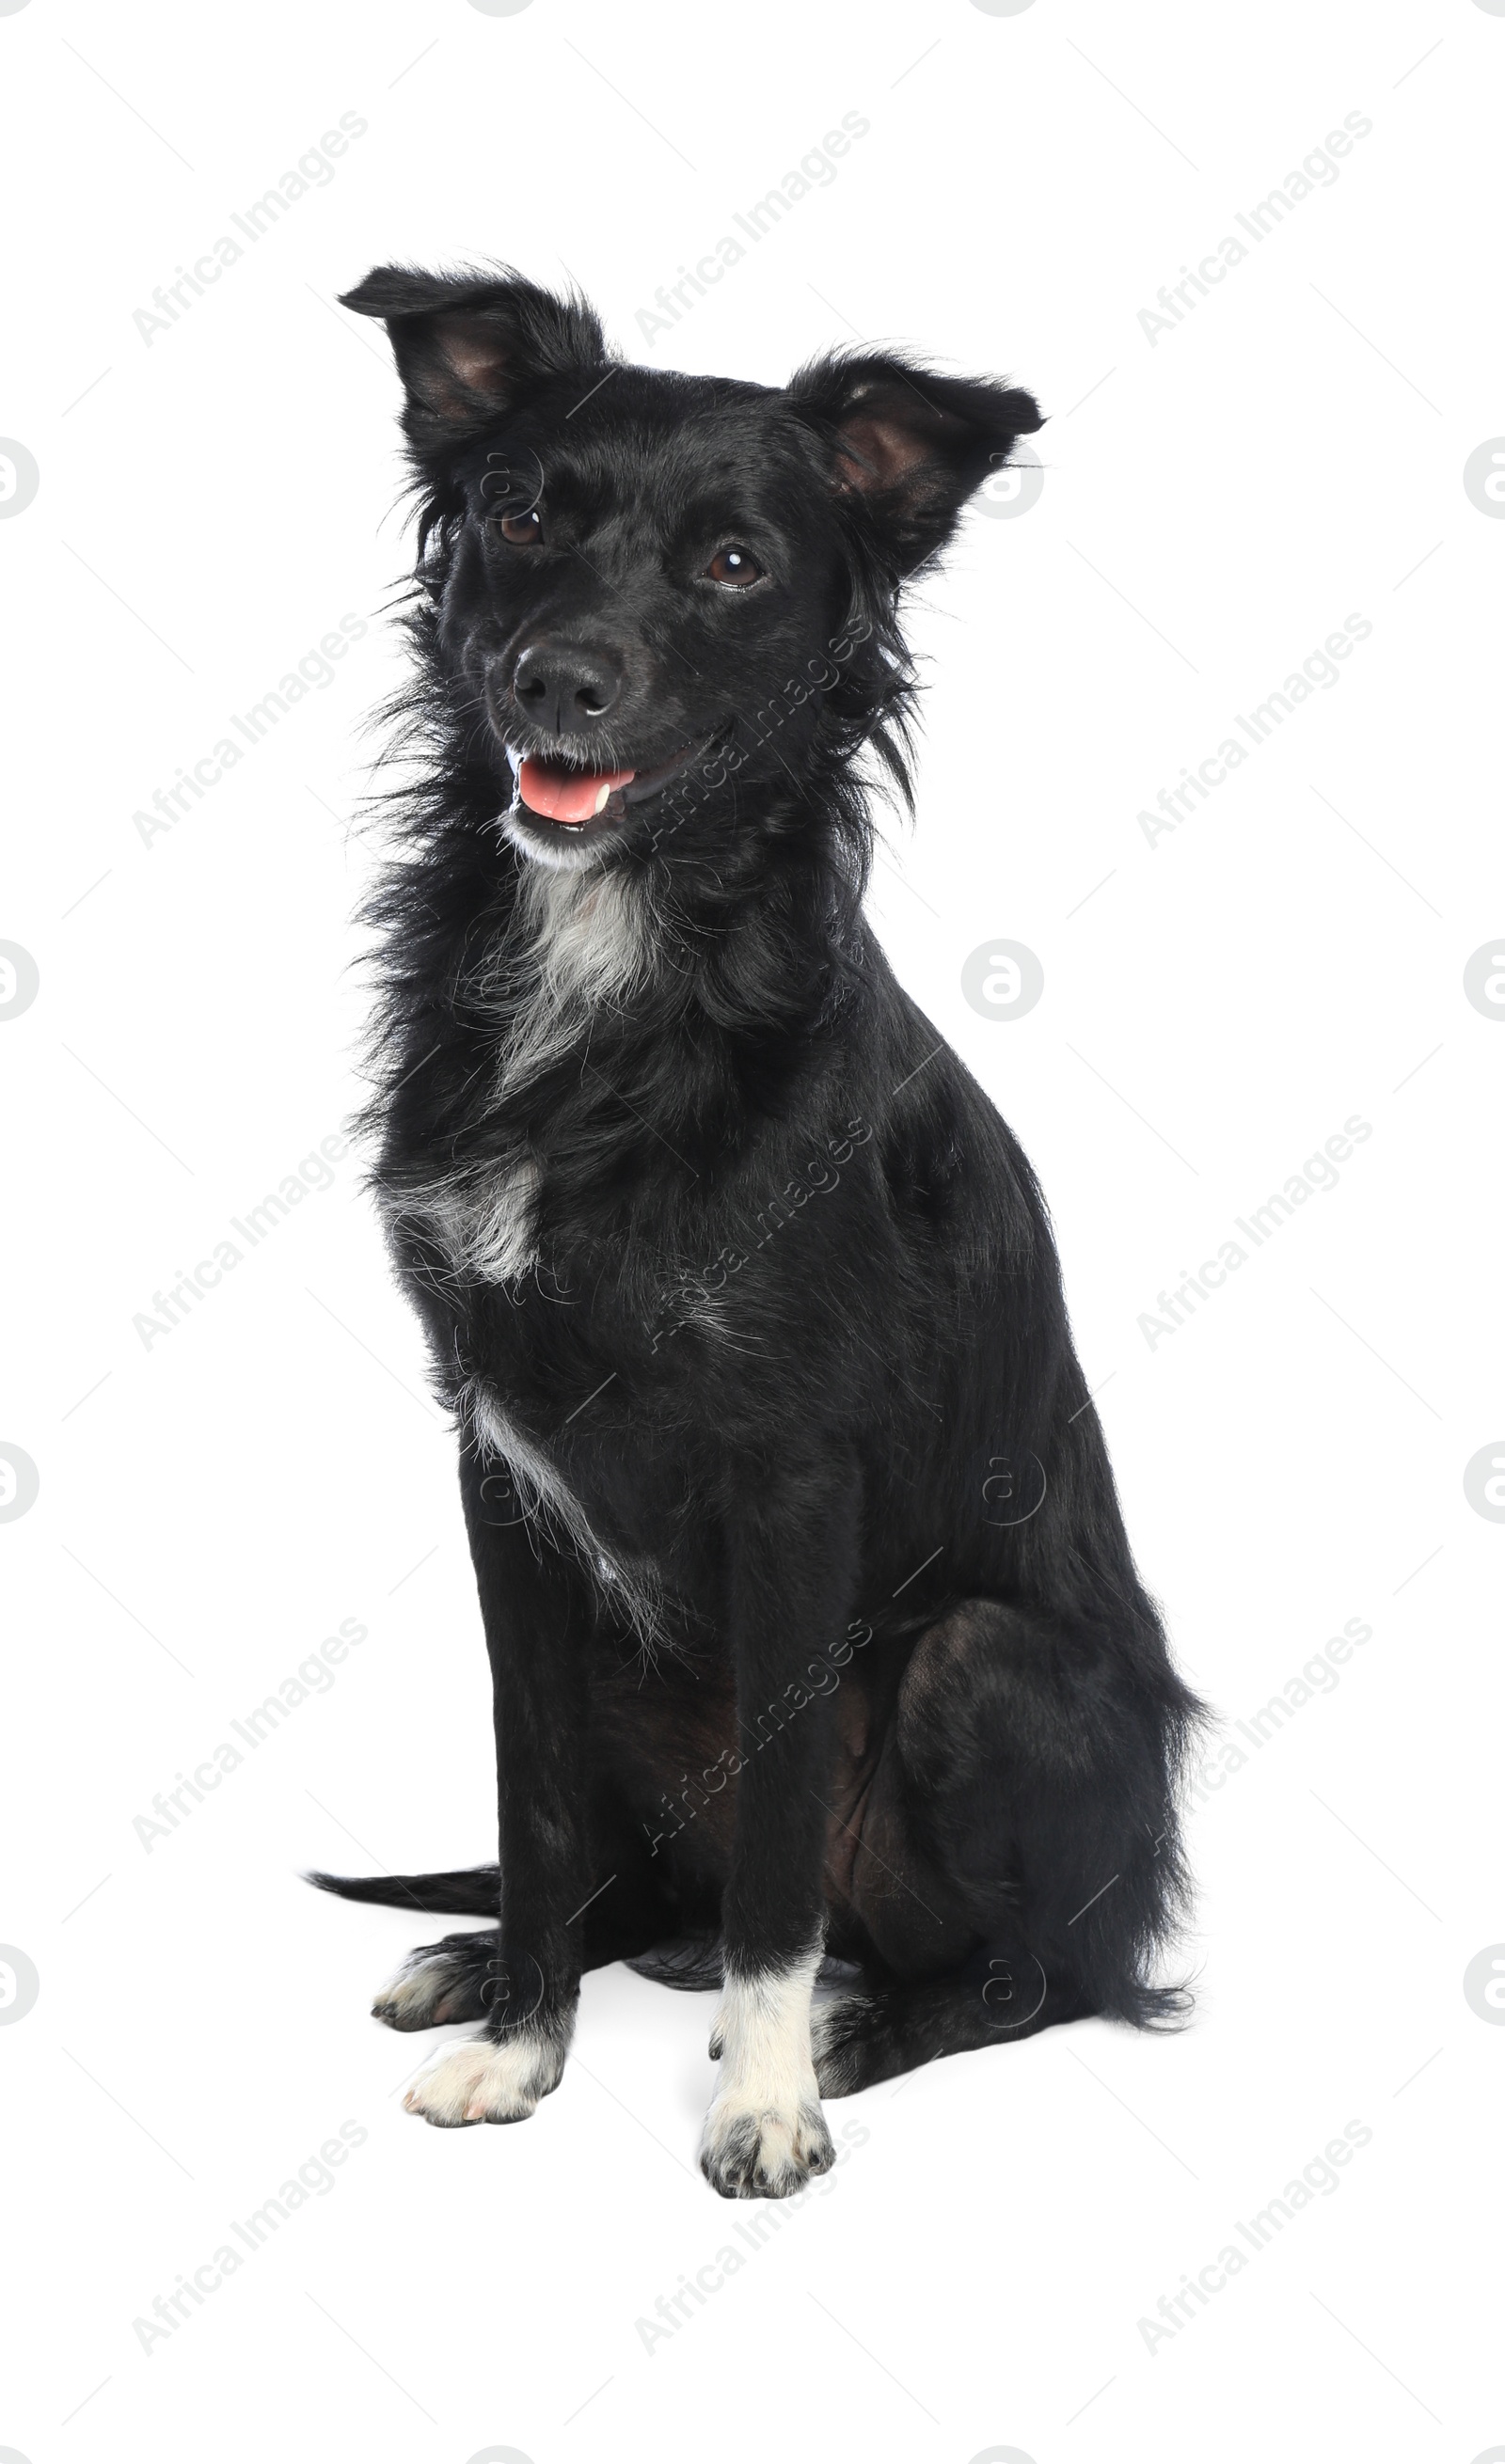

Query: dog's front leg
403,1443,593,2127
700,1461,860,2198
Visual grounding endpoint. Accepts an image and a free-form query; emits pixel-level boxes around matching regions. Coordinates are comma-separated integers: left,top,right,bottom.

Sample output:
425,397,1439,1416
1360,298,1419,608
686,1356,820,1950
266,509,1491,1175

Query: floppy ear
790,351,1043,577
339,263,610,442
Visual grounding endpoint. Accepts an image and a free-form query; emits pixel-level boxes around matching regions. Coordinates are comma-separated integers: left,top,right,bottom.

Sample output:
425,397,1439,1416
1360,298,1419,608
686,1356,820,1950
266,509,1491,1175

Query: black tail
304,1866,499,1916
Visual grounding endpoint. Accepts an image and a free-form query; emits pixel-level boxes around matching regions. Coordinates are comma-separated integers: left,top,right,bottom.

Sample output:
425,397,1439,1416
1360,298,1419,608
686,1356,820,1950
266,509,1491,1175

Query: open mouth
507,739,708,832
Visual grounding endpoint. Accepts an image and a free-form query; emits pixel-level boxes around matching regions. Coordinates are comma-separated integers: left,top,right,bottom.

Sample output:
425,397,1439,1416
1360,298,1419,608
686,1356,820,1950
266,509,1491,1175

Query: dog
309,263,1203,2198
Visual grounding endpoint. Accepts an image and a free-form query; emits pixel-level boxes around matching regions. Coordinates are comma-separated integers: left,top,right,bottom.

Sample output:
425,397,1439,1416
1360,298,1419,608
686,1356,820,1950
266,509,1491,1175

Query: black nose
512,641,622,736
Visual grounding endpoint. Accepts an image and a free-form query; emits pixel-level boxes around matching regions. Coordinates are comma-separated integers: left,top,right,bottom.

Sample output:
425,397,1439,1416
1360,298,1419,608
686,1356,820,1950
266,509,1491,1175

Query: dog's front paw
402,2030,564,2127
698,2092,835,2199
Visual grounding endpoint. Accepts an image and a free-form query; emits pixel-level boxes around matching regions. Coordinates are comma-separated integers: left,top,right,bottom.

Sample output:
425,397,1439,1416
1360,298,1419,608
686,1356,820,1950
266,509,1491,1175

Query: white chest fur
460,1375,662,1644
389,860,655,1287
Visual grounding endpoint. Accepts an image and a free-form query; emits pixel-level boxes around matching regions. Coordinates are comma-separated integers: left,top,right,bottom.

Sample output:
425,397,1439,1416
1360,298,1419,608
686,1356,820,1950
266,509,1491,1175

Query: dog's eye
498,510,544,545
705,545,764,587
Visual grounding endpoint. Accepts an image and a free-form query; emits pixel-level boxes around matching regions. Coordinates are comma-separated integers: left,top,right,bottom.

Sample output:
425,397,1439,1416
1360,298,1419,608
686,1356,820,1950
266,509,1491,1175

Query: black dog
310,264,1202,2198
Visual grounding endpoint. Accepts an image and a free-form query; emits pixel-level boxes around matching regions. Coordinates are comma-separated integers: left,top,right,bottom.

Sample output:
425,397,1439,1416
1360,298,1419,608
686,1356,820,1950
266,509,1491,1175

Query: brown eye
499,509,543,545
705,545,763,587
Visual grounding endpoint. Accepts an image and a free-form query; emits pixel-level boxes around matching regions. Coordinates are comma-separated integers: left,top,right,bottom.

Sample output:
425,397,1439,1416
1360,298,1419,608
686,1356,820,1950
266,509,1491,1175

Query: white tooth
592,783,611,815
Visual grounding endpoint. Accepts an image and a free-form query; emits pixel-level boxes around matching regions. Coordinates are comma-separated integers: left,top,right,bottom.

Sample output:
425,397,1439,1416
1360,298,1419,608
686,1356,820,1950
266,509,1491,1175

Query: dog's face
343,267,1041,873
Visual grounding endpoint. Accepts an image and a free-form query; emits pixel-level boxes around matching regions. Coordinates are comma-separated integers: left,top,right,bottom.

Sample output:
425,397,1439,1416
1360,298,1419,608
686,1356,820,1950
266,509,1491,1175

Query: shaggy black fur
309,264,1204,2193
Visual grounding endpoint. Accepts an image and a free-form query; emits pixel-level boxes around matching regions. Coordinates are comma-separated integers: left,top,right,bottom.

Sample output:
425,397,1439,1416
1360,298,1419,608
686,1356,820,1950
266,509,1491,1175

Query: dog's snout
512,641,622,735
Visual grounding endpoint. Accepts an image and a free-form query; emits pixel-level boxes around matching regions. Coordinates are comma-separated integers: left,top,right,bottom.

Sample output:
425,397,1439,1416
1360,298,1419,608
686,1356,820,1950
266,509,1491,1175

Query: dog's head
342,264,1041,875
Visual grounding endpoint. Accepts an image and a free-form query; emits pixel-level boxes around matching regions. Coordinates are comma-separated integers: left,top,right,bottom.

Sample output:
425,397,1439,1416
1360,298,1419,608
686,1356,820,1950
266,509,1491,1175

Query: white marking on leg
372,1946,475,2030
374,1958,452,2025
403,2028,563,2125
457,1377,664,1646
700,1948,834,2196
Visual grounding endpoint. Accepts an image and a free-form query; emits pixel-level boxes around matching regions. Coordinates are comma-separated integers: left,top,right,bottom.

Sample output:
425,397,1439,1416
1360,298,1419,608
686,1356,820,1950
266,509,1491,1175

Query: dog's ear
339,264,609,438
789,352,1043,577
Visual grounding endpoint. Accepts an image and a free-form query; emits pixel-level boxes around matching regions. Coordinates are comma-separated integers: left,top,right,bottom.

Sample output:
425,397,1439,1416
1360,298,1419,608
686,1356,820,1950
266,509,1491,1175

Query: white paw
700,1951,832,2195
372,1951,470,2032
699,2090,835,2199
402,2030,563,2127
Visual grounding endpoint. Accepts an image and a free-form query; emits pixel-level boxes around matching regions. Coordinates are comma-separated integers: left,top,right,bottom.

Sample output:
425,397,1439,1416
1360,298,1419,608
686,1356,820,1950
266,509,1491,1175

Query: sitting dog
310,264,1202,2198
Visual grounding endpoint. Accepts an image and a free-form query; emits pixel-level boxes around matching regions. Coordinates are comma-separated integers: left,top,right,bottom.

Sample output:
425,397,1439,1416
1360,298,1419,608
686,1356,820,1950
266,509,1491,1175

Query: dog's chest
410,1158,543,1286
455,1326,706,1646
391,861,658,1290
385,877,706,1626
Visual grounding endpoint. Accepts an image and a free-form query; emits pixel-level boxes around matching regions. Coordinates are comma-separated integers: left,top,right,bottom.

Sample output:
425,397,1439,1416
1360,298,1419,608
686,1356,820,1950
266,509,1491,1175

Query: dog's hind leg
817,1595,1201,2093
372,1823,667,2030
813,1951,1090,2092
372,1929,505,2031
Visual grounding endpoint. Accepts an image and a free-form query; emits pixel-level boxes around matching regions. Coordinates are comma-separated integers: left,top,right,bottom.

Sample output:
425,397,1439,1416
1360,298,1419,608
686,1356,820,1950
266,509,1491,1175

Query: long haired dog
311,265,1203,2197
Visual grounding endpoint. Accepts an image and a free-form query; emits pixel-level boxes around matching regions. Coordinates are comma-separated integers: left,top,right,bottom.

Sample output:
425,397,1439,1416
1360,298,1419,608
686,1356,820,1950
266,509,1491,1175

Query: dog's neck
371,797,864,1236
477,859,662,1103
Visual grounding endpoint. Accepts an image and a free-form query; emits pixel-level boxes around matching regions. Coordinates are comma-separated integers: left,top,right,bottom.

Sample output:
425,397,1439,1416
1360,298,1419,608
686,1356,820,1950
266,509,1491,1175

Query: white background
2,3,1501,2459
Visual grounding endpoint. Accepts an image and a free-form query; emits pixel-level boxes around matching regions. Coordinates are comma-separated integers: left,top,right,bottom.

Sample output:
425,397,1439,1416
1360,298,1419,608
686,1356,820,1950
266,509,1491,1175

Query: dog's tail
304,1866,499,1916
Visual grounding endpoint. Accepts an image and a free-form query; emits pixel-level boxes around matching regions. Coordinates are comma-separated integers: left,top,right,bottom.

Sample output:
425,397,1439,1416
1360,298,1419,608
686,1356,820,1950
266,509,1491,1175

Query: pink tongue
518,756,635,823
